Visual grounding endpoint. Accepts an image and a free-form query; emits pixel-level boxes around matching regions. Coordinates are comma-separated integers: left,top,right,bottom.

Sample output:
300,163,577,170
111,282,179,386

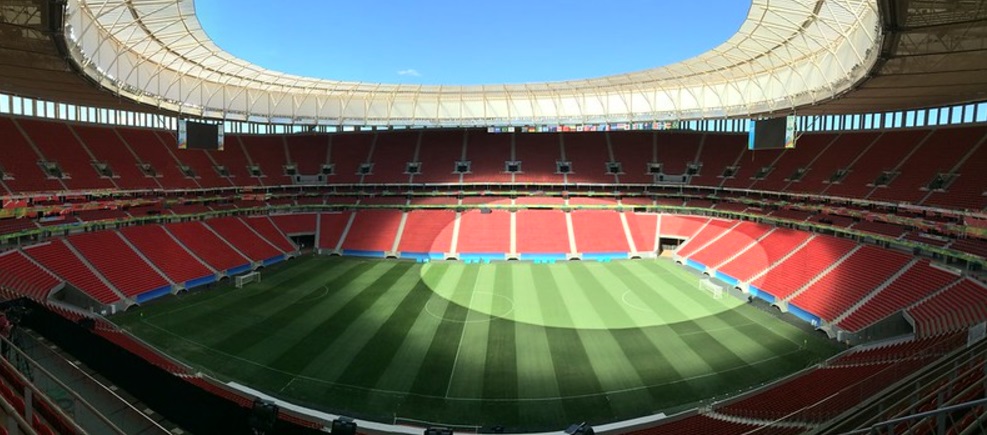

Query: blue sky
196,1,749,85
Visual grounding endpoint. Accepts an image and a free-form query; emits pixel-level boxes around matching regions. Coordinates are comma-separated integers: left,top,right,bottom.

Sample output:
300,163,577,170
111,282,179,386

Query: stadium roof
1,0,986,126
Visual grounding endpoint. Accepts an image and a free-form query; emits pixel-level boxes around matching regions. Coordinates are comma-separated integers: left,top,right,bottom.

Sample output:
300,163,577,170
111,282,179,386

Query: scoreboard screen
178,120,224,151
748,116,796,150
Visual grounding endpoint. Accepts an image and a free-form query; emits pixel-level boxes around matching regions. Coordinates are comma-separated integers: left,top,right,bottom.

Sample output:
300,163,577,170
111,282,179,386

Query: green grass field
114,256,840,431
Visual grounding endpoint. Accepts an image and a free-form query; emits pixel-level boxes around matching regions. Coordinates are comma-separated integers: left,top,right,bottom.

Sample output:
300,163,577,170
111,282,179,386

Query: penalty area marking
621,290,655,313
292,285,331,305
423,292,515,324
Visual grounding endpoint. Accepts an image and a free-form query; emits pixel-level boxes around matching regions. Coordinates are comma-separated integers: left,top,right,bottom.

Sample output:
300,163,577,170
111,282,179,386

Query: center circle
419,260,743,330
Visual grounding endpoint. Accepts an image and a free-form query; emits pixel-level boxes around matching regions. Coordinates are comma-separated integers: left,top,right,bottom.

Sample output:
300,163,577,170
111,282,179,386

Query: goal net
235,271,261,288
699,277,723,300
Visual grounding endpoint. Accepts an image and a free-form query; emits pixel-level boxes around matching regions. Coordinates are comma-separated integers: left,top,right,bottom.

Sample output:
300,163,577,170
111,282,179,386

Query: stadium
0,0,985,433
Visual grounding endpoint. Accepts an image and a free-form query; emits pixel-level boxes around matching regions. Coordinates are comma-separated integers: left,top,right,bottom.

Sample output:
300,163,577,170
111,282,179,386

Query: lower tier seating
164,222,251,271
67,232,169,297
119,226,214,283
23,241,119,304
0,250,60,300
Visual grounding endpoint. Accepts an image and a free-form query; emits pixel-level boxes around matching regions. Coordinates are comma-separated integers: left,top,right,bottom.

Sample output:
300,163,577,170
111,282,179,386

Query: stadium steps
314,213,322,249
334,212,358,252
618,211,639,254
113,230,176,286
113,128,165,190
919,129,987,206
819,132,884,196
679,220,742,262
672,218,712,254
390,210,410,254
199,222,254,263
565,208,578,255
61,239,129,303
713,227,777,270
356,132,378,185
863,129,934,200
160,225,219,275
238,216,292,255
448,211,463,255
746,235,817,284
67,124,122,190
781,244,863,303
704,411,818,430
509,202,518,256
779,132,842,192
829,258,919,326
254,215,300,252
9,118,70,191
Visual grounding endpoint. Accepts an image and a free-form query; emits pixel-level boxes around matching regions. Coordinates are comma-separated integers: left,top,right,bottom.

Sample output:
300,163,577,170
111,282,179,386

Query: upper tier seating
0,118,65,193
326,133,373,184
17,119,115,191
869,127,983,204
119,225,213,283
609,131,655,183
790,132,881,195
164,221,250,271
363,131,418,184
284,134,329,176
563,133,615,183
463,132,512,183
24,241,119,304
67,231,170,296
514,133,563,183
238,135,293,186
72,124,158,190
116,128,198,189
413,130,464,183
0,115,985,218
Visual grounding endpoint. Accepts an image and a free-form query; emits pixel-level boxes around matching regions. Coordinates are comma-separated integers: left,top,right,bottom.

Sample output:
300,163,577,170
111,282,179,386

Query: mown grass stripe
196,260,384,356
528,265,613,423
312,265,451,422
405,264,480,397
562,262,671,418
481,263,520,425
446,264,495,399
266,261,416,374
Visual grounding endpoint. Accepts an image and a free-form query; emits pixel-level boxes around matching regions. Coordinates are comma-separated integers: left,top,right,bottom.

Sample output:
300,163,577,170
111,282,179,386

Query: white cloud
397,69,422,77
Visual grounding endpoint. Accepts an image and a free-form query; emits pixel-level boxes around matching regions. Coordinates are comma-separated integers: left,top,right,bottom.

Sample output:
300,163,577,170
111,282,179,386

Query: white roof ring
64,0,881,126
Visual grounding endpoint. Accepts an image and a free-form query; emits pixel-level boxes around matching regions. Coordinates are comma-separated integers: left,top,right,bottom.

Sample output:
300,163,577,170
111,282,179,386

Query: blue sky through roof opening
196,0,748,85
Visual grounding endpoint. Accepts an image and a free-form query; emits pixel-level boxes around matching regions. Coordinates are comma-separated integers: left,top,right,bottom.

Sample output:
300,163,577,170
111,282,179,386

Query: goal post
699,276,723,300
235,271,261,288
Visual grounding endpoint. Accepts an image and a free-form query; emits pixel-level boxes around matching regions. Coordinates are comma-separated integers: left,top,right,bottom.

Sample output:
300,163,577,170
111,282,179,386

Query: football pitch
114,255,841,431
